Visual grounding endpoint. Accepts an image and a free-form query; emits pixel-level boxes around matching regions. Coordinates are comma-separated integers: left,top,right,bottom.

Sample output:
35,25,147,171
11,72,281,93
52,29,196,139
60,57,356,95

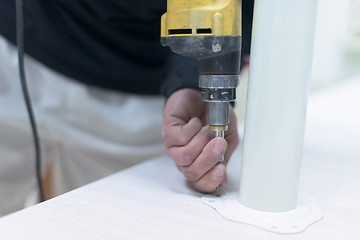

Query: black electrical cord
15,0,45,202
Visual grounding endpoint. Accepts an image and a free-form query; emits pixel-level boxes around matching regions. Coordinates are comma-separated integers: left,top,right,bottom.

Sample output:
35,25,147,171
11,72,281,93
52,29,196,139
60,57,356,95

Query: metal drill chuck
199,75,239,103
199,75,239,90
200,74,239,129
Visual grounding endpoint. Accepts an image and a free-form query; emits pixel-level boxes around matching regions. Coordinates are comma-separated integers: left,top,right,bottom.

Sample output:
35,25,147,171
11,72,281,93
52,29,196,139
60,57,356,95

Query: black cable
15,0,45,202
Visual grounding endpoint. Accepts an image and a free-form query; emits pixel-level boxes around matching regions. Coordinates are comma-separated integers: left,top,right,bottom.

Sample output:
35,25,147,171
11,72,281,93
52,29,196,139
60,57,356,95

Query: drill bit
213,130,225,162
213,128,225,196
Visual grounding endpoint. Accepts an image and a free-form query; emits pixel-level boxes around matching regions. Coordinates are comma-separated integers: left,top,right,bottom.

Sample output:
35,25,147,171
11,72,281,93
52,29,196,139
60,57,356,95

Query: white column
239,0,318,212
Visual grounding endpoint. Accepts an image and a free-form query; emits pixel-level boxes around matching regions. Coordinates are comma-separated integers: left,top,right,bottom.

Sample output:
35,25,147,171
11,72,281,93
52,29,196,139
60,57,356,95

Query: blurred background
312,0,359,88
236,0,360,121
0,0,358,215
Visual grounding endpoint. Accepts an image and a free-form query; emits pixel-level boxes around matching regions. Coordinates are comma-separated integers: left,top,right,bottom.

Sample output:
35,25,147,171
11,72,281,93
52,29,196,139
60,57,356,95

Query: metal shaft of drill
213,130,225,162
214,129,225,196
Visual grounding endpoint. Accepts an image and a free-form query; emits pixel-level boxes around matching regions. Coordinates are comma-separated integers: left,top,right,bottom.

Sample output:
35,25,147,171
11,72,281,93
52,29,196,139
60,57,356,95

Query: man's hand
162,88,239,193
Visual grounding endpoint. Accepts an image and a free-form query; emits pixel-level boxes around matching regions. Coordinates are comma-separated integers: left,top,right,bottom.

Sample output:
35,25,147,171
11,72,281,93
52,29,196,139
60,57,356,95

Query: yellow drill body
161,0,241,37
161,1,242,162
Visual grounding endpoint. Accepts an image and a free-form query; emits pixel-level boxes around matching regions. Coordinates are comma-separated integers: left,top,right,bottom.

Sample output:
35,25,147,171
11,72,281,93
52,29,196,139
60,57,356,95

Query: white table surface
1,77,359,239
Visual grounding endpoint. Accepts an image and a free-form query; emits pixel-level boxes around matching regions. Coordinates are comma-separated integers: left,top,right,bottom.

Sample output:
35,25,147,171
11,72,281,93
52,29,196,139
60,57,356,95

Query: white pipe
239,0,318,212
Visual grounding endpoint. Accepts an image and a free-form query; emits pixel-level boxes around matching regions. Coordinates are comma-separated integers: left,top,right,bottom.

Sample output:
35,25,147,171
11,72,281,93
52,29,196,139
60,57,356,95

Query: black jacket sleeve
0,0,253,99
160,54,199,99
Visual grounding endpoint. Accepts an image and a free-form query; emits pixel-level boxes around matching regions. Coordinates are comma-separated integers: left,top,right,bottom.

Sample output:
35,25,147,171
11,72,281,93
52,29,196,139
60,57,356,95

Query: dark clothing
0,0,253,98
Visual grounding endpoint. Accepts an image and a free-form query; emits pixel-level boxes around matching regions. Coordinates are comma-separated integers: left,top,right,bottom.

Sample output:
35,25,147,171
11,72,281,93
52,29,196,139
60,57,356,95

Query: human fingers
162,117,203,149
162,88,207,148
166,125,212,167
191,163,227,193
178,137,227,182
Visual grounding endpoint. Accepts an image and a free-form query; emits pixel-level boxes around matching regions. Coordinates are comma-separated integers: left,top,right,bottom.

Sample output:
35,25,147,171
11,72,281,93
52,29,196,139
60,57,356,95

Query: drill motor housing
161,0,242,130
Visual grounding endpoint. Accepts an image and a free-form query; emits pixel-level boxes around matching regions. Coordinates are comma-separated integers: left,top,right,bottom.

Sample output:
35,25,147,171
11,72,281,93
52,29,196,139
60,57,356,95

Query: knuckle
206,157,219,167
203,182,217,193
192,172,223,193
183,170,199,182
162,126,190,147
193,182,216,194
177,134,189,146
178,153,192,166
232,133,240,146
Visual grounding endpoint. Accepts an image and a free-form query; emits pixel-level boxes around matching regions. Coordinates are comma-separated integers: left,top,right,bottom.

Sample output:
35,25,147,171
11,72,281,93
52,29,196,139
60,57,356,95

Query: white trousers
0,36,165,216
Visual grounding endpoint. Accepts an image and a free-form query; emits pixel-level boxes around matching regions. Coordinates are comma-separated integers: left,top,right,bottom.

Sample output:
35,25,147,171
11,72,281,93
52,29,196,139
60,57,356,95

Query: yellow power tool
161,0,242,160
